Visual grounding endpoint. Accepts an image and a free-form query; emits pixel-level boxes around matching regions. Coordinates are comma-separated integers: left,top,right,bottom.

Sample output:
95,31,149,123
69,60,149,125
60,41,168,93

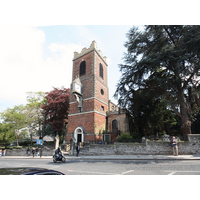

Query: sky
0,1,198,114
0,0,197,193
0,25,135,113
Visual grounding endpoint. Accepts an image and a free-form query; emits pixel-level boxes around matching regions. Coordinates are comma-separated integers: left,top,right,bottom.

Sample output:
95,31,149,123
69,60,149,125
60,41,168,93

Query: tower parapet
73,40,107,65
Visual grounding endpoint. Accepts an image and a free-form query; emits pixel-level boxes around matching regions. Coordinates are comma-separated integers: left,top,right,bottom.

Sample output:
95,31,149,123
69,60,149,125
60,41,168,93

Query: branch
164,27,176,46
170,102,182,118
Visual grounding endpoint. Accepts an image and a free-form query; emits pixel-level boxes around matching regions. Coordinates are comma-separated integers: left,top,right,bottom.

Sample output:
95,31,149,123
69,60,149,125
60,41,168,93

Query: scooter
53,153,66,163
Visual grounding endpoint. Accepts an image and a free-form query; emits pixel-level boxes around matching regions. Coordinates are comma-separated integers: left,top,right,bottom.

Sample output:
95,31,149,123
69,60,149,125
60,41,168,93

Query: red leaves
41,87,70,132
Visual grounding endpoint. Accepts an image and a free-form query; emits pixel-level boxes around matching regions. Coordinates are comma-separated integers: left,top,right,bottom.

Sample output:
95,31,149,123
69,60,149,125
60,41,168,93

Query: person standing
40,147,43,158
27,147,30,156
0,149,2,157
76,144,80,157
32,148,35,158
36,147,39,156
171,136,178,156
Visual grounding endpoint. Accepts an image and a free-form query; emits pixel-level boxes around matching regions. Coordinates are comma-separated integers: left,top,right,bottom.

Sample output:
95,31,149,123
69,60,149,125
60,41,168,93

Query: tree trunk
16,136,19,146
179,90,191,140
54,133,59,149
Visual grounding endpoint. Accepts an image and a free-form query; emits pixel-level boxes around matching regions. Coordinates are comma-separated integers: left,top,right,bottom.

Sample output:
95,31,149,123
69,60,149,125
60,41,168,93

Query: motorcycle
53,153,66,163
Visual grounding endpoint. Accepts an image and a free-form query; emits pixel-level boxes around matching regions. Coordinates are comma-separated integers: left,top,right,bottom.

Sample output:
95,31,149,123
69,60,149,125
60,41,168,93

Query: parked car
0,167,65,175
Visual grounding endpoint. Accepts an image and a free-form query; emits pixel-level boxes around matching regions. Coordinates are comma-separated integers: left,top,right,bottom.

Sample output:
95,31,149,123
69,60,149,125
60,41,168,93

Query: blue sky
0,1,197,114
0,25,134,113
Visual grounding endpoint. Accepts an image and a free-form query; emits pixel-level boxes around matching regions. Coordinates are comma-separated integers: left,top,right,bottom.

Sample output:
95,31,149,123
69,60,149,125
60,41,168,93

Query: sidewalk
1,154,200,160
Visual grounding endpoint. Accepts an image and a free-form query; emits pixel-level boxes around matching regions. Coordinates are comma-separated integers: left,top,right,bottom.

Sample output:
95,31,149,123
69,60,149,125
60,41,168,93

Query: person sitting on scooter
55,147,61,159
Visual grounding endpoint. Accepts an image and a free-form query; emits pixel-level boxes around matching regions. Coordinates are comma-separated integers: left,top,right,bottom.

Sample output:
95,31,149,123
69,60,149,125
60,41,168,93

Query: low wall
76,134,200,155
4,147,55,156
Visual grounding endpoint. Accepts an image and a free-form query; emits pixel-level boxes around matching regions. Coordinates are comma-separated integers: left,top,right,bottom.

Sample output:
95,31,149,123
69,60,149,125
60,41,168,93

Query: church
66,41,130,144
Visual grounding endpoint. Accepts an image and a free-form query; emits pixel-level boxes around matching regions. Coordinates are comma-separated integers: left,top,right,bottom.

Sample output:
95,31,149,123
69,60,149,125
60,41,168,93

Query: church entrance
77,134,82,143
74,126,84,143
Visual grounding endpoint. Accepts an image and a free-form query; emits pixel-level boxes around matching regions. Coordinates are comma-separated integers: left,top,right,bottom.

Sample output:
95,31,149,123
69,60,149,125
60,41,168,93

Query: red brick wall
107,113,129,133
68,112,95,134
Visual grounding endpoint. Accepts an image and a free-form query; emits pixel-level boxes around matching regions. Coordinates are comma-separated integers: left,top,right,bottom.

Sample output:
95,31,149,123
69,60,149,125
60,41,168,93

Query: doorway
77,134,82,143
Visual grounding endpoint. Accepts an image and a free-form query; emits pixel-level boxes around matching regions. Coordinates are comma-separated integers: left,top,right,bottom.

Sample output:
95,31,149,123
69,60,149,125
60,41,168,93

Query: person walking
27,147,30,156
170,136,178,156
40,147,43,158
76,144,80,157
32,147,35,158
36,147,39,156
2,149,6,156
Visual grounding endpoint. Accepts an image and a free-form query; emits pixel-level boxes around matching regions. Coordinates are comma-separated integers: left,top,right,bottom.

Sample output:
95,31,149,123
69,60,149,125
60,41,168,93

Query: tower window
101,106,104,111
80,61,86,76
101,89,104,95
99,63,103,79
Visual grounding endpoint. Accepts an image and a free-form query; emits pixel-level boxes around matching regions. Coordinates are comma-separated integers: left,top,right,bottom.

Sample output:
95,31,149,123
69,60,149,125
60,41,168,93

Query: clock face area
73,82,81,94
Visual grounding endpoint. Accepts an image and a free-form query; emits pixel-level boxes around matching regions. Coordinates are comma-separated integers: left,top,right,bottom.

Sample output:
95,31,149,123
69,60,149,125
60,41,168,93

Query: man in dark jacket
171,136,178,156
76,144,80,157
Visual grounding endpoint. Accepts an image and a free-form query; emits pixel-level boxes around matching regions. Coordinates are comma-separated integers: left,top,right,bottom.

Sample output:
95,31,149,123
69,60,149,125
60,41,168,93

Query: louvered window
80,61,86,76
99,63,103,79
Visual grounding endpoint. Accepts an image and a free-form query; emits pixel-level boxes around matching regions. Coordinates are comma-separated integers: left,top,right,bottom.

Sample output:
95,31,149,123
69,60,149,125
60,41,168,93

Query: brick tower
67,41,109,143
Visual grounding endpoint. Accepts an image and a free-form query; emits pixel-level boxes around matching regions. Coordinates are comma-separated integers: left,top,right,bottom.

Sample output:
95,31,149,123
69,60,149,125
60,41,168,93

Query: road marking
168,171,176,175
165,171,200,175
67,169,119,175
121,170,135,175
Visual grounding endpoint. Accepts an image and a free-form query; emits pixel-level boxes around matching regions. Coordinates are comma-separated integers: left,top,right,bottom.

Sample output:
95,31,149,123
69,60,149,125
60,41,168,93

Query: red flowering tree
41,87,70,145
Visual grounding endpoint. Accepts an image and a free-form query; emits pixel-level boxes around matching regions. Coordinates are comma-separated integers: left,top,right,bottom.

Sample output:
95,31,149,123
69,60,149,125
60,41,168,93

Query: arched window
80,61,86,76
112,119,118,132
99,63,103,79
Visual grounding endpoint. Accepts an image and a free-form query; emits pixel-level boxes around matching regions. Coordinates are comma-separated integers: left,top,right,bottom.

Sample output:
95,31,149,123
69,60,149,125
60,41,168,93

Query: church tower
67,41,109,143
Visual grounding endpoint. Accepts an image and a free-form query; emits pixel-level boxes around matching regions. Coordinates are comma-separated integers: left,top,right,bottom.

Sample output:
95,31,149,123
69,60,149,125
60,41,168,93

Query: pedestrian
0,149,2,157
36,147,39,156
170,136,178,156
40,147,43,158
2,149,6,156
76,144,80,157
27,147,30,156
32,147,35,157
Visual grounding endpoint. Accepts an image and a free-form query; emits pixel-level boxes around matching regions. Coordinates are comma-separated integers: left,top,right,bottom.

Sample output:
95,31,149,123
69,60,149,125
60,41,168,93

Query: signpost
36,139,43,145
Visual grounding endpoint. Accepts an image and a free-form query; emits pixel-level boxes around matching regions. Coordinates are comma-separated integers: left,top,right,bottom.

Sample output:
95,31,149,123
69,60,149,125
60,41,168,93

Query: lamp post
42,111,46,144
15,129,20,146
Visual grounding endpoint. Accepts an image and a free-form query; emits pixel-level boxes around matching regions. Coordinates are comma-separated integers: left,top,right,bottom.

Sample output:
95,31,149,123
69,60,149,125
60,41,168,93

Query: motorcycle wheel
62,157,66,163
53,158,57,163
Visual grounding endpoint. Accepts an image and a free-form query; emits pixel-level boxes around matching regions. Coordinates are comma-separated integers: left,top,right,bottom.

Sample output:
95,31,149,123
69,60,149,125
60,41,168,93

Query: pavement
1,154,200,160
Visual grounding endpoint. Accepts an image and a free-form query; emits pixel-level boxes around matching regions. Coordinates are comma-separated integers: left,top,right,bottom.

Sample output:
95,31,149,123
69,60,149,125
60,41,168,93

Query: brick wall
107,112,129,133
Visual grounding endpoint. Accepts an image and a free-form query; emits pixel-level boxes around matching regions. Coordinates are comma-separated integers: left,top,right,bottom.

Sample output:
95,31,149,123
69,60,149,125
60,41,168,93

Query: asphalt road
1,158,200,175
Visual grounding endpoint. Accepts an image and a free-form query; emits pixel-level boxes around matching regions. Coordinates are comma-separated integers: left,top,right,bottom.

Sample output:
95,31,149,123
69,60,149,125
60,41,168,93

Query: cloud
0,26,83,112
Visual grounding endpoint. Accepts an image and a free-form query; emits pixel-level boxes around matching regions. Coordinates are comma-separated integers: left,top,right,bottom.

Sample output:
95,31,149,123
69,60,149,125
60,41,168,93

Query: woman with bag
170,136,178,156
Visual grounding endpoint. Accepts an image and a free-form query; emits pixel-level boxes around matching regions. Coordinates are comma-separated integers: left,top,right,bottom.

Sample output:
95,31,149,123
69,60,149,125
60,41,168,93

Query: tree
127,87,177,136
26,92,47,143
0,105,27,146
115,25,200,140
41,87,70,147
0,123,15,146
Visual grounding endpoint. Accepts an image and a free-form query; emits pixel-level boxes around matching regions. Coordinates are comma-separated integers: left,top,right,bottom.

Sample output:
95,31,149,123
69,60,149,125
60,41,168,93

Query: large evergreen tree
115,25,200,140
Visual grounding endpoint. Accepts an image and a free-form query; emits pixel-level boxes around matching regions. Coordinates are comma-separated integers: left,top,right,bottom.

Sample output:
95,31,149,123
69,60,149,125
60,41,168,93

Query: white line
121,170,135,175
168,171,176,175
67,169,118,175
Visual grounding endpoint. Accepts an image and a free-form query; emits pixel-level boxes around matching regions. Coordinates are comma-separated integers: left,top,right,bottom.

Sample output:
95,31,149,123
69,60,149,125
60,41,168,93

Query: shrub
117,133,133,142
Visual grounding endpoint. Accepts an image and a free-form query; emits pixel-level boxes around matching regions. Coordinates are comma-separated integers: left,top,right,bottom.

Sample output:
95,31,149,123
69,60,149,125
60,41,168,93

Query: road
1,158,200,175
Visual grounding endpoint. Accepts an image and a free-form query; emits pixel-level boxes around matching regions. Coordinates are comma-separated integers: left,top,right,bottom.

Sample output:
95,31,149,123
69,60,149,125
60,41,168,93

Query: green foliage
115,25,200,138
0,105,28,146
117,133,133,142
0,123,15,144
